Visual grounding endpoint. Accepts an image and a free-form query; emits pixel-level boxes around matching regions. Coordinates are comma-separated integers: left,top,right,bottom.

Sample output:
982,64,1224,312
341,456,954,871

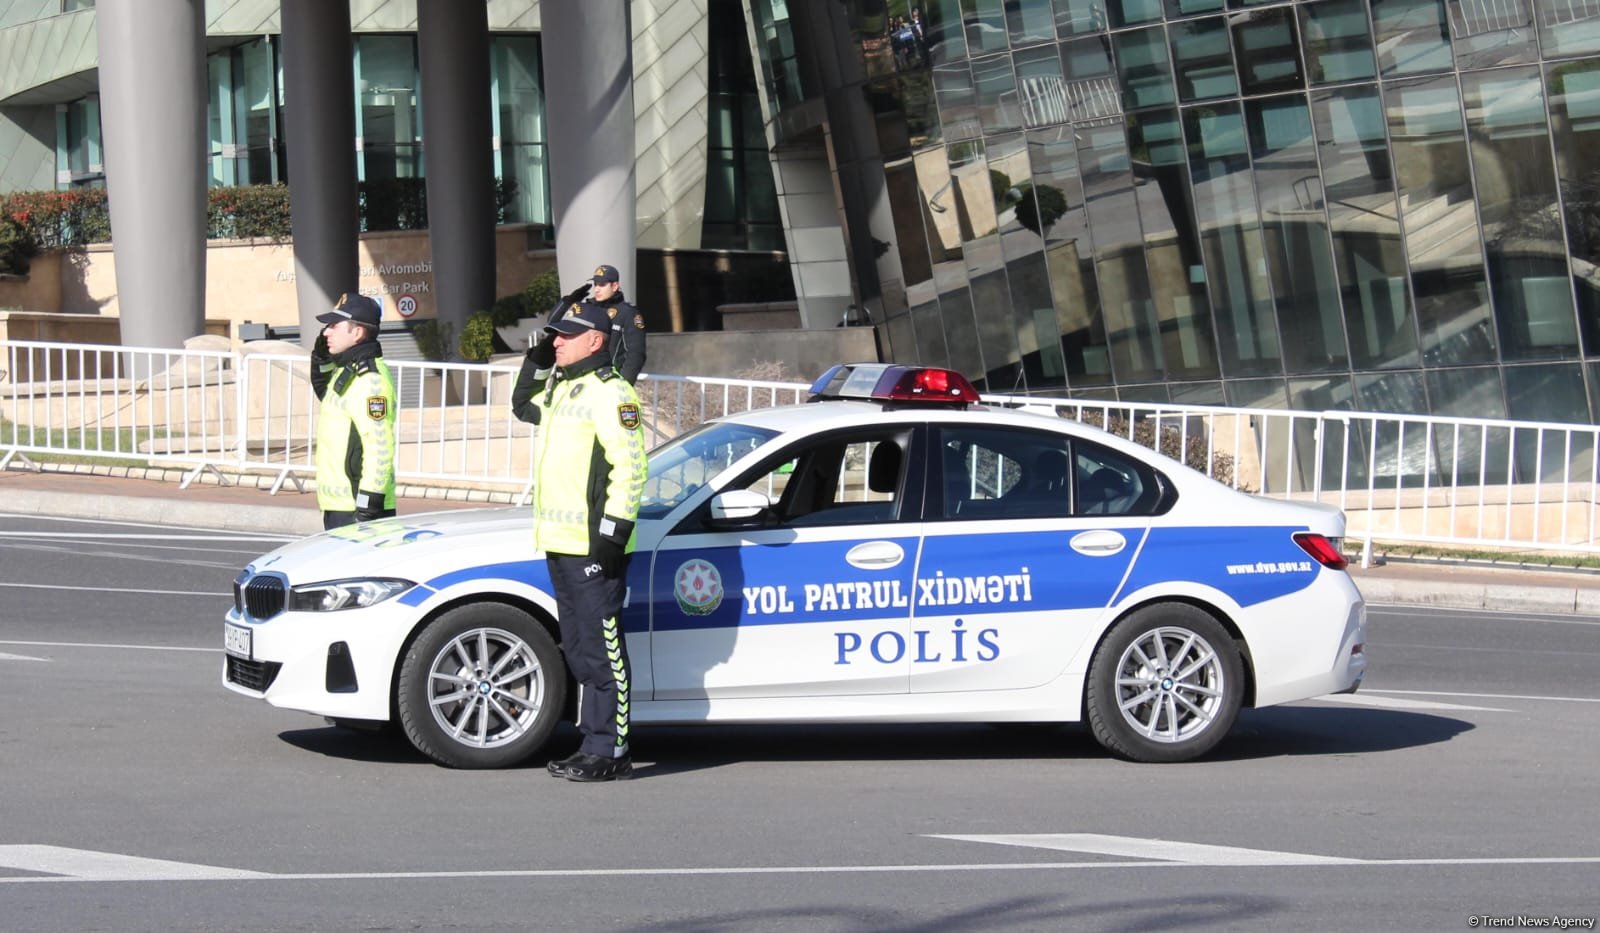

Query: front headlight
288,578,414,612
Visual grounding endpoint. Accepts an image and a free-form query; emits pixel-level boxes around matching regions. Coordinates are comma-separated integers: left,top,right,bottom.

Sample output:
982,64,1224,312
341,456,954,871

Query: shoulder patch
607,307,618,319
633,316,646,329
596,368,617,382
618,402,641,431
367,396,388,420
353,357,376,375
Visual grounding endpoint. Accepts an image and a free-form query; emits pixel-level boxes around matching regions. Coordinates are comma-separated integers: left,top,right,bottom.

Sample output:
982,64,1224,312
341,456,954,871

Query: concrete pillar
542,1,638,295
95,0,206,348
418,0,495,356
281,0,359,345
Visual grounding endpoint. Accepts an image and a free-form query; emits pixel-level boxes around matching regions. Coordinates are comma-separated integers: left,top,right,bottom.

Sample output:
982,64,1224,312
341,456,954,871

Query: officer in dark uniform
510,303,647,782
310,293,397,530
548,263,647,383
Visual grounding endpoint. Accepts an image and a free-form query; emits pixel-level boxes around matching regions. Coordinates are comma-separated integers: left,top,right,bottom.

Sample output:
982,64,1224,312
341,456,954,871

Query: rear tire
1086,604,1242,763
396,603,565,769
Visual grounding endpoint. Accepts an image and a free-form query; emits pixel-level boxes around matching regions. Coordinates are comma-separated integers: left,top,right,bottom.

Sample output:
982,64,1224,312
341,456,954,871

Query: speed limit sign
397,295,418,317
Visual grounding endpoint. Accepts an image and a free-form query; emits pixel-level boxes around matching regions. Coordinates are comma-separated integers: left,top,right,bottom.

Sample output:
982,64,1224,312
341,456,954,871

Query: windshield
639,421,781,519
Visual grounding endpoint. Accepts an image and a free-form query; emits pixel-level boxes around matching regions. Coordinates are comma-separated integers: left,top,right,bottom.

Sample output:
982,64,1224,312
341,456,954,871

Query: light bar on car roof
808,363,980,406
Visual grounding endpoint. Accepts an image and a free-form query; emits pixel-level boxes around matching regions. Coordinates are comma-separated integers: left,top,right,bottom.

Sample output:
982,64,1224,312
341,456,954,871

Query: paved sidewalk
4,465,1599,615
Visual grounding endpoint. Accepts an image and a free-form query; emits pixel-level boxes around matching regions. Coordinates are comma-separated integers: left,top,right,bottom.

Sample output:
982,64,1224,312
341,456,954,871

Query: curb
1352,575,1600,614
6,487,322,536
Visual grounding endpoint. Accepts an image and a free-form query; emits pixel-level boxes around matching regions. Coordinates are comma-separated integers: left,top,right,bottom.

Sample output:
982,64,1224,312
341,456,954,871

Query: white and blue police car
224,363,1365,767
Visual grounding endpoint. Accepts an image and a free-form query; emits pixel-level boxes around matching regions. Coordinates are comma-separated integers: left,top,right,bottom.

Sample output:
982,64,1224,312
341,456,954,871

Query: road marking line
0,532,290,542
0,651,47,662
0,583,228,597
0,640,216,653
0,513,298,538
7,855,1600,885
1310,694,1509,712
928,834,1363,865
0,846,269,881
1365,688,1600,705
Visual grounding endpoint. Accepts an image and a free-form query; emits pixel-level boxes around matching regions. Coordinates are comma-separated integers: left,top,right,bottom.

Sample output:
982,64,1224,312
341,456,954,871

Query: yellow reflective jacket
313,348,397,513
528,361,647,556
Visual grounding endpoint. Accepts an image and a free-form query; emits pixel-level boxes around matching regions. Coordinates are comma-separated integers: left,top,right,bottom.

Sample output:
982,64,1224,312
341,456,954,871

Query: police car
224,363,1365,767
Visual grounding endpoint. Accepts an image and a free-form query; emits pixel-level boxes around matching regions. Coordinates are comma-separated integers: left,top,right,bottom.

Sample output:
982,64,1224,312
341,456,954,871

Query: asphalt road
2,513,1598,932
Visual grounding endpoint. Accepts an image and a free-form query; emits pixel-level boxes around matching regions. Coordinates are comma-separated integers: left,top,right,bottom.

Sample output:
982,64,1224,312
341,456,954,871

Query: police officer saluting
510,303,647,781
310,293,397,530
548,263,646,383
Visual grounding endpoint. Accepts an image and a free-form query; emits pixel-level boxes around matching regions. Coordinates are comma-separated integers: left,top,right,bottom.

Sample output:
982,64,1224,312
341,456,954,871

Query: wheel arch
1084,594,1258,711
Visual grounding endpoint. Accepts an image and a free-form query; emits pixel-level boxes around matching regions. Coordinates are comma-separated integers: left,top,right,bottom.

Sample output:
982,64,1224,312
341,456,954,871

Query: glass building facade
752,0,1600,423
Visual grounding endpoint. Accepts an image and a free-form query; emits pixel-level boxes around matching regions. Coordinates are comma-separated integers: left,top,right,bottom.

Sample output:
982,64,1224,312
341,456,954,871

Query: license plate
224,622,252,659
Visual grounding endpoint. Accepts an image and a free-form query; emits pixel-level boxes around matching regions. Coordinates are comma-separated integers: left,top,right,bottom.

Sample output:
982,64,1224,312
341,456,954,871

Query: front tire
1085,604,1243,763
396,603,565,769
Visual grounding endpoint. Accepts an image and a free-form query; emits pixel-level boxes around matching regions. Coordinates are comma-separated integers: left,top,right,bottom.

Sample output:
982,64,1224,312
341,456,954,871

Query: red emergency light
808,363,980,406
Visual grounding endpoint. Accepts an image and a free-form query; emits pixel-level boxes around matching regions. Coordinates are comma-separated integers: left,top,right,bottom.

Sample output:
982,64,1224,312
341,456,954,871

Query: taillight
1293,532,1348,570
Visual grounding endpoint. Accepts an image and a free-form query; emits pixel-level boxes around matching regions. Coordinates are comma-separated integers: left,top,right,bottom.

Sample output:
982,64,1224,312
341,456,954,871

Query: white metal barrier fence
3,339,1597,555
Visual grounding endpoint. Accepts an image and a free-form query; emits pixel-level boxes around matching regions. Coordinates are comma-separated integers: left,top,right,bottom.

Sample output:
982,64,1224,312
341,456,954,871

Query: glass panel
950,139,1024,389
1534,0,1600,58
1061,35,1123,123
1165,0,1224,17
493,36,548,226
1447,0,1535,69
207,53,232,187
1186,103,1280,377
1108,0,1163,28
1460,68,1579,361
1080,121,1162,382
972,54,1022,133
924,0,970,65
749,0,805,108
1007,0,1058,45
1504,363,1590,423
1247,95,1348,373
1114,26,1176,111
1225,378,1287,409
886,157,938,316
1426,366,1506,418
1054,0,1109,34
1170,17,1237,102
1372,0,1454,76
357,35,420,180
878,7,930,74
1312,85,1417,369
1230,7,1305,95
991,132,1058,390
1546,58,1600,357
933,63,981,141
240,38,278,184
1014,44,1068,128
1129,110,1219,379
1299,0,1377,85
966,0,1010,54
1385,76,1495,366
1028,127,1112,384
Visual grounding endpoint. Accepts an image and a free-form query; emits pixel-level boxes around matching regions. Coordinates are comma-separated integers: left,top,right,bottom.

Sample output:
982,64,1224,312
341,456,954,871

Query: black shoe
564,753,633,782
546,751,586,778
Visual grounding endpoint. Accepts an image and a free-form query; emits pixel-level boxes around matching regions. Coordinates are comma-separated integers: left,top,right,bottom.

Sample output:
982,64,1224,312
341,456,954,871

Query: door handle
1070,530,1127,556
846,540,905,569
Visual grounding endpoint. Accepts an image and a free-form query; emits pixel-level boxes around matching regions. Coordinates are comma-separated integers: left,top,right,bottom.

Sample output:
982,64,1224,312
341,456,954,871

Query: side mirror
707,488,771,528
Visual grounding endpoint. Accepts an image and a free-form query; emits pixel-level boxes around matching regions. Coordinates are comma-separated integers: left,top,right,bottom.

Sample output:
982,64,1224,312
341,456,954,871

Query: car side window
937,427,1071,520
1074,442,1160,516
720,433,911,528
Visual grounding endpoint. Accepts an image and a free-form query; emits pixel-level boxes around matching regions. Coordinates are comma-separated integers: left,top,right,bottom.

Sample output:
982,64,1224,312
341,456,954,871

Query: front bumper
222,604,417,722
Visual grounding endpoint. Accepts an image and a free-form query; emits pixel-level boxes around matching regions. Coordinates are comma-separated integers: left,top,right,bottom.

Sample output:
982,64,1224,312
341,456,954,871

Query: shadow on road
271,706,1470,775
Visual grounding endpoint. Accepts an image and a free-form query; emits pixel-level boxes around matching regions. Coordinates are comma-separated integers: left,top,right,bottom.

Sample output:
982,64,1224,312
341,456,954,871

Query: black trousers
547,553,632,758
322,508,396,530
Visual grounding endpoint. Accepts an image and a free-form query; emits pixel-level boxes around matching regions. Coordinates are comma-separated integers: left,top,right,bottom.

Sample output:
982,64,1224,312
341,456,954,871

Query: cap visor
543,321,588,336
315,311,346,324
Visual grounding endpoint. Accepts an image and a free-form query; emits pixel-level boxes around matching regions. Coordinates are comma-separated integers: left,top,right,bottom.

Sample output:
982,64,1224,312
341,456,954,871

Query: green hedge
1,178,520,249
